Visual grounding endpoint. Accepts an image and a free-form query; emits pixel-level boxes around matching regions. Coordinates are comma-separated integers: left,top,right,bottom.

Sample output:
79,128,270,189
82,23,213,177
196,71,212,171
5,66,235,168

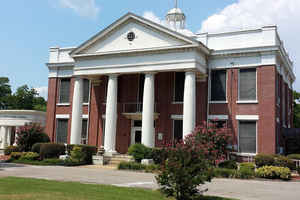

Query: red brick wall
45,78,58,141
209,66,277,154
47,67,288,155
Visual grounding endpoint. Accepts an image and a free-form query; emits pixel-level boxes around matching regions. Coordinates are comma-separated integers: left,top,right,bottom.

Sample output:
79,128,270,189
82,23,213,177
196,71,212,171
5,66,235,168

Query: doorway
131,120,142,145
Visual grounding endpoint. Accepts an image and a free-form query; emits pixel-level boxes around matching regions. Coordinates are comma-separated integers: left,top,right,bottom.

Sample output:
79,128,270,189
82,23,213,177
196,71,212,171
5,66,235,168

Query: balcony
121,102,159,120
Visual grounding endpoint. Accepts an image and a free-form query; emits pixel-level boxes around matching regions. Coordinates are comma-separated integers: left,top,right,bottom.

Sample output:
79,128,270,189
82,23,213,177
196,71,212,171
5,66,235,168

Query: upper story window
239,68,257,101
174,72,185,102
211,70,227,101
83,79,90,103
59,78,70,103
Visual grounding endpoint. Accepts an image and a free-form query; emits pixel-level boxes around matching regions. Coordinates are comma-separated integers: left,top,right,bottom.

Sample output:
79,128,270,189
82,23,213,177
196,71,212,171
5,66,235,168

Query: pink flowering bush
156,121,232,200
16,124,50,152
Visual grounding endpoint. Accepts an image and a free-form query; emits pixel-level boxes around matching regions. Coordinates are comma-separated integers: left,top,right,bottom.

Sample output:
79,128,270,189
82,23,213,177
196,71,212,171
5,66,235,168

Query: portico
0,110,46,150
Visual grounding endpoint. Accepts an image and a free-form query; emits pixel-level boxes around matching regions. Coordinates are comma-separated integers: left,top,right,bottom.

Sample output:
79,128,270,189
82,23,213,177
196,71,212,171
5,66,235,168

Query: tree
156,122,232,200
0,77,12,109
293,91,300,128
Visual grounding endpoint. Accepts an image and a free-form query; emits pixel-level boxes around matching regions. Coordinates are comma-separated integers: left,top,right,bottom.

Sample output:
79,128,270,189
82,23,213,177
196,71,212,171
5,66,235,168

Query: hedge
4,146,20,155
39,143,65,159
218,160,238,170
256,166,291,180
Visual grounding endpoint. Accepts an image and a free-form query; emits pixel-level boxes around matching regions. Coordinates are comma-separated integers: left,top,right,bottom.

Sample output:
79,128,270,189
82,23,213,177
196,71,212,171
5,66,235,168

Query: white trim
171,114,183,120
237,120,258,154
82,115,89,119
56,103,70,106
56,114,70,119
236,100,258,104
238,68,258,102
236,115,259,120
208,115,229,120
83,103,89,106
209,101,228,104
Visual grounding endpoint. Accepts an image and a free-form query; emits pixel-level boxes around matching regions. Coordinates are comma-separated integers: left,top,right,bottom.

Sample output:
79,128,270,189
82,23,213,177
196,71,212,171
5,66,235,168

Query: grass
0,177,237,200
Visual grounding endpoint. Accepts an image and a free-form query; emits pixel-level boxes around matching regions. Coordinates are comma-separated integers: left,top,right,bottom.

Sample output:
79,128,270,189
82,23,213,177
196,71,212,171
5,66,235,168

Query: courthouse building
45,7,295,156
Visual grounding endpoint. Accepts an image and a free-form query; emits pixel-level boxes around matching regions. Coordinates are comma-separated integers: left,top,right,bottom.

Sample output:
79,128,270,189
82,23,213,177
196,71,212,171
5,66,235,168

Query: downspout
206,62,211,125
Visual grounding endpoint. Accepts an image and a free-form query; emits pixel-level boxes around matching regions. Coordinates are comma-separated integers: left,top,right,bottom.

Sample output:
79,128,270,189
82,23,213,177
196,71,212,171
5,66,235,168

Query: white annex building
0,110,46,150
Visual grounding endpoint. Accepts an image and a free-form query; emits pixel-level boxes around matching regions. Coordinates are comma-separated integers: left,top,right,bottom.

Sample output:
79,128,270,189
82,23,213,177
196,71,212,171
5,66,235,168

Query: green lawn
0,177,237,200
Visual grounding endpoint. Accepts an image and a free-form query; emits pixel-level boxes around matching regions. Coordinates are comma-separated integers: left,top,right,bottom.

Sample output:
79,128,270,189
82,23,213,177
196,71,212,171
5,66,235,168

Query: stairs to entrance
106,154,134,166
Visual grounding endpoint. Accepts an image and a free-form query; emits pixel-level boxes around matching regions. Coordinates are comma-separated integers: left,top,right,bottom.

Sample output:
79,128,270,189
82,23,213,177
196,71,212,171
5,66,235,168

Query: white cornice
72,44,200,59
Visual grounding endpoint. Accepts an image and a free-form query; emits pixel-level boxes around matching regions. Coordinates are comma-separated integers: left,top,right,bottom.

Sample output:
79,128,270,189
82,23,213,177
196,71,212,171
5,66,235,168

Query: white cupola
166,2,186,30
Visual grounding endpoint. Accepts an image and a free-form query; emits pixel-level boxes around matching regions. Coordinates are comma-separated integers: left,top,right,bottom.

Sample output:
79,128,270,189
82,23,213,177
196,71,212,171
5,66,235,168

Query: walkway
1,163,300,200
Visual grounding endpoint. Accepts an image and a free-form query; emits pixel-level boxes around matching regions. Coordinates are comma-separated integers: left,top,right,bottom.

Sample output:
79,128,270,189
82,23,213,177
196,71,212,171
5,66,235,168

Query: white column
2,126,8,148
142,73,155,148
13,126,19,146
6,127,12,146
183,71,196,139
0,126,5,149
104,74,118,154
70,77,83,144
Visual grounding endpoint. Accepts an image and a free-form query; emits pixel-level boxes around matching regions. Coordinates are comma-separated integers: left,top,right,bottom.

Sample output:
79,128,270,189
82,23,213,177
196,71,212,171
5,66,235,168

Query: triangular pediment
70,13,203,56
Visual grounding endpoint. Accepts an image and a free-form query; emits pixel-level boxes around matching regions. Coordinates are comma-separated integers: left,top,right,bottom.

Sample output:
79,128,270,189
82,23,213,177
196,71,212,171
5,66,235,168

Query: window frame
56,118,69,144
83,79,91,105
58,78,71,105
237,120,258,155
209,69,228,103
237,68,258,104
173,72,185,104
81,118,89,145
172,119,183,141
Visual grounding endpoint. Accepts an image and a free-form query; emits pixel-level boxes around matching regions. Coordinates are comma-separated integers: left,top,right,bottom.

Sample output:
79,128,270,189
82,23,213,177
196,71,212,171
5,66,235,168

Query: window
81,119,88,144
239,68,256,101
239,121,256,154
211,70,226,101
173,120,183,141
282,86,286,126
210,120,227,128
56,119,68,143
59,79,70,103
138,74,145,103
174,72,185,102
83,79,90,103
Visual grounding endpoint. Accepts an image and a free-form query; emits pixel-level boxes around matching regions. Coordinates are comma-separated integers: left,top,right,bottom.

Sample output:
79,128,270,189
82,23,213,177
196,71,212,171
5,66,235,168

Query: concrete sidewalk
1,163,300,200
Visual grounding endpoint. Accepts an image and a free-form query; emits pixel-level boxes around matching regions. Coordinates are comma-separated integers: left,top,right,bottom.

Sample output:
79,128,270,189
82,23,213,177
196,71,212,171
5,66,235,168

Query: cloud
59,0,100,18
199,0,300,90
35,86,48,100
143,11,169,27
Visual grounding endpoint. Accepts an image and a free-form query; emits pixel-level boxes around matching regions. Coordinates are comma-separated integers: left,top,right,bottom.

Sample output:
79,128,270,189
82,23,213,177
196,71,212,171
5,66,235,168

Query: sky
1,0,300,99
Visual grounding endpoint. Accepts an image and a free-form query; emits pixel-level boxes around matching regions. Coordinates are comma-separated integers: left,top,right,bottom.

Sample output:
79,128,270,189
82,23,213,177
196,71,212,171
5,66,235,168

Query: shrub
39,143,65,159
4,146,20,155
287,154,300,160
213,168,236,178
16,124,50,152
240,162,256,171
256,166,291,180
10,152,25,160
274,156,295,170
236,167,255,179
118,161,158,172
42,158,64,165
70,146,86,163
128,144,152,162
255,154,275,168
118,161,147,170
20,152,39,161
218,160,238,170
297,167,300,175
31,143,44,154
151,148,168,165
67,144,97,164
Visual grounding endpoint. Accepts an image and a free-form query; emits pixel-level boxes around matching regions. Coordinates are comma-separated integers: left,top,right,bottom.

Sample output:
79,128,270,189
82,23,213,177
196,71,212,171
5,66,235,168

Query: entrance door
131,127,142,145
